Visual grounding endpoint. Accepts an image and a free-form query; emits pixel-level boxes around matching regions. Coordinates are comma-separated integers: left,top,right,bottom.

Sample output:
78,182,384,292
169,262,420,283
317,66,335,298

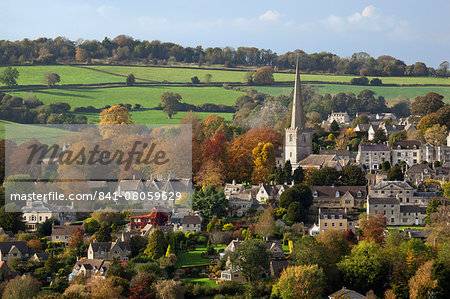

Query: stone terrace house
391,140,422,166
311,186,367,210
318,208,358,233
297,154,343,170
369,181,415,205
367,197,401,225
51,225,84,244
87,242,131,261
326,112,350,124
357,144,390,171
0,242,31,262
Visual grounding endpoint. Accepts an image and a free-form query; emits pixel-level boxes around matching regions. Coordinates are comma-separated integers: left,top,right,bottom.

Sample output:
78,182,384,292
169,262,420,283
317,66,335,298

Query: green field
253,84,450,103
1,65,449,85
12,86,244,108
0,65,125,85
78,110,234,124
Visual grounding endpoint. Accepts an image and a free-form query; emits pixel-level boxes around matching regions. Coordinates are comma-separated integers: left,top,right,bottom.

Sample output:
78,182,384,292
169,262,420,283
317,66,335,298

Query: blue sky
1,0,449,67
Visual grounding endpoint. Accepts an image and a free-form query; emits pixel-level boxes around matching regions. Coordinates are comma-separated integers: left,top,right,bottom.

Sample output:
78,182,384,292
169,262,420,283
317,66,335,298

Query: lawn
387,226,425,230
253,84,450,104
11,85,244,109
184,277,217,288
176,244,226,268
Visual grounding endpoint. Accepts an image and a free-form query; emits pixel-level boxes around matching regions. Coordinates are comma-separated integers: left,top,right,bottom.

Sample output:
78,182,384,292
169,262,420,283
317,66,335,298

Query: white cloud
321,5,416,40
361,5,378,18
259,10,280,21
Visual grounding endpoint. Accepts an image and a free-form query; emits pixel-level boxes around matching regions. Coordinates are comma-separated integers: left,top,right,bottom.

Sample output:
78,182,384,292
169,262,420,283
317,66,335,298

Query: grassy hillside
11,86,244,108
254,84,450,104
1,65,449,85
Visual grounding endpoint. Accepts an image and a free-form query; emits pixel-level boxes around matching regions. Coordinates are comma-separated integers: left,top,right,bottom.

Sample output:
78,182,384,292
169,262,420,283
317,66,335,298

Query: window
313,191,318,197
339,215,343,219
357,190,362,197
335,191,340,197
397,152,401,157
331,215,336,219
324,215,328,219
324,223,328,227
332,223,335,227
339,223,343,227
391,218,395,223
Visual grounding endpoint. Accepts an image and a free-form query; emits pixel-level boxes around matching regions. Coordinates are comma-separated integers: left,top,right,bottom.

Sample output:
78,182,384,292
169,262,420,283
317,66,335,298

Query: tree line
0,35,448,77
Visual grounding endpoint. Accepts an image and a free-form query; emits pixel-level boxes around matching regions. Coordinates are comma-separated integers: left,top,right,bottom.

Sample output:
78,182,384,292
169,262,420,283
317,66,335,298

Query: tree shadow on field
34,90,93,98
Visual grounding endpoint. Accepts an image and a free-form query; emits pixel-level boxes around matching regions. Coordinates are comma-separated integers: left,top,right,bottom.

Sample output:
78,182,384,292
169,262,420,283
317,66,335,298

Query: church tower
284,61,313,167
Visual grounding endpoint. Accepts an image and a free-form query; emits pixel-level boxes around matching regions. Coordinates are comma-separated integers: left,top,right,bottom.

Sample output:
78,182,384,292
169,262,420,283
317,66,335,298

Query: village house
228,188,258,217
405,164,435,184
326,111,350,124
391,140,422,166
356,144,390,171
31,252,50,263
173,215,202,233
21,201,76,231
318,208,357,233
311,186,367,210
87,242,131,260
69,259,111,281
256,184,290,203
224,180,245,199
0,242,31,262
51,225,84,244
369,180,415,204
297,154,343,170
328,287,366,299
320,148,355,165
367,197,401,225
0,228,14,240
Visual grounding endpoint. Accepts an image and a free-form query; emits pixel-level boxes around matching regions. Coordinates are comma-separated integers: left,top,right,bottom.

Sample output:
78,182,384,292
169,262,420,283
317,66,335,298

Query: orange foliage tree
99,105,133,124
251,142,275,184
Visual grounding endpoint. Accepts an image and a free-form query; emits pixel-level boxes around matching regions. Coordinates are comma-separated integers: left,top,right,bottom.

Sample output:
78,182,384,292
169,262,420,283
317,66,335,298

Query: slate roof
368,197,400,205
182,215,202,225
329,288,365,299
52,225,84,236
312,186,366,199
400,206,427,214
392,140,422,149
406,164,434,174
360,144,390,152
372,180,414,190
298,155,339,168
90,242,131,253
0,242,30,254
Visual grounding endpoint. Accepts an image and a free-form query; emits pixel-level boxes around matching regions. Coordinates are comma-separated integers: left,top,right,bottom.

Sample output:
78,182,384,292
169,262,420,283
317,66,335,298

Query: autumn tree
409,260,437,299
161,91,181,119
145,228,167,260
426,205,450,245
360,214,387,244
411,92,445,118
424,124,448,145
195,159,225,187
204,73,212,85
418,113,439,134
86,277,123,298
155,279,184,299
2,274,41,299
69,227,86,255
255,207,276,240
75,46,88,62
99,104,133,124
129,272,155,299
251,142,275,184
253,66,275,84
273,265,325,299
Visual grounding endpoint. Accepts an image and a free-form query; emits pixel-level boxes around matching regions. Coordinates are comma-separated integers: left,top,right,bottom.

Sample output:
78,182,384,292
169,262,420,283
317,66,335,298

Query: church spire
290,60,304,129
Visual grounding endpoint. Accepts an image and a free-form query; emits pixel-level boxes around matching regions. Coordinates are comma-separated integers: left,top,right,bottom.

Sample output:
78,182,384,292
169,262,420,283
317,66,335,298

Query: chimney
232,179,236,185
